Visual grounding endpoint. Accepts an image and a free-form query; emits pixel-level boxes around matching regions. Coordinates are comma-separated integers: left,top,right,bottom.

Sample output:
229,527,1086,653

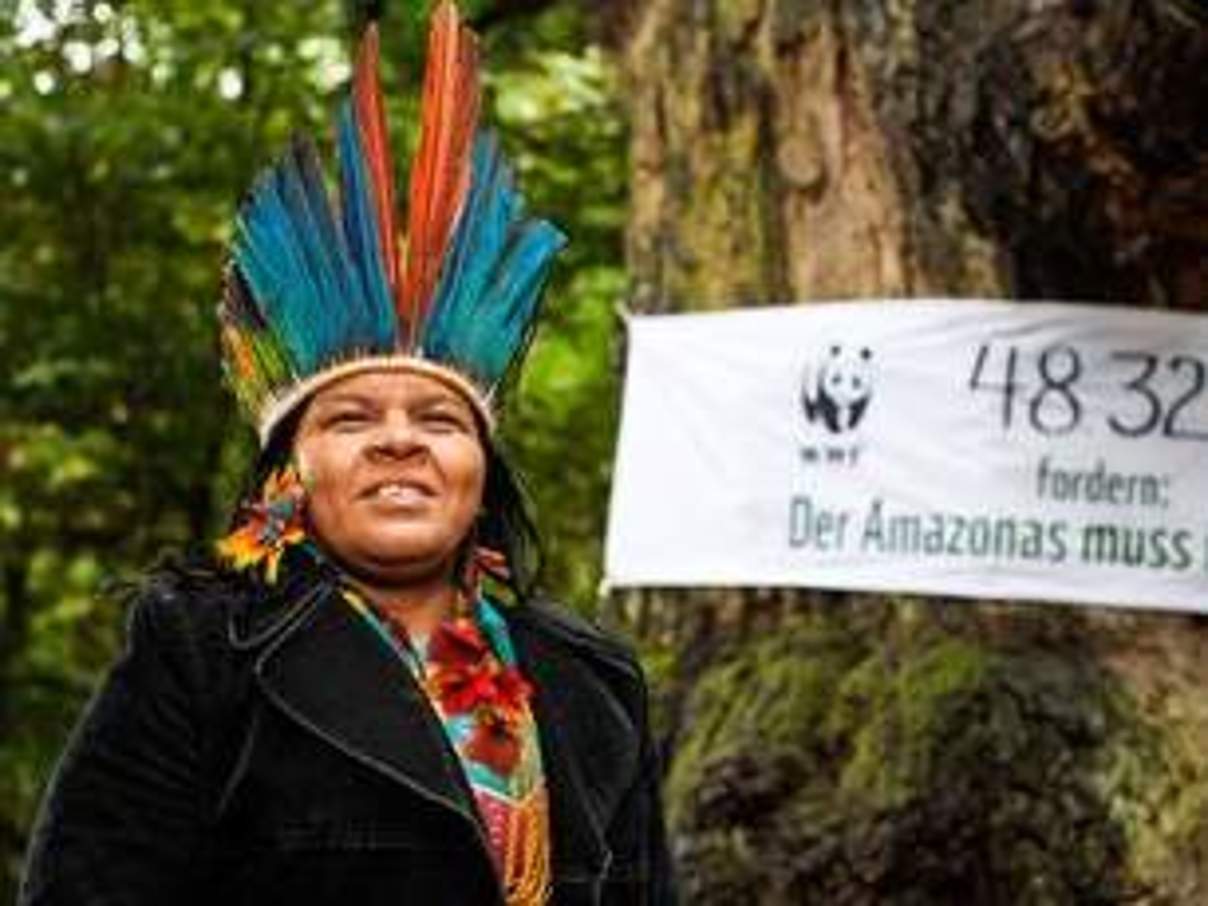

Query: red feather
399,0,480,345
353,23,401,303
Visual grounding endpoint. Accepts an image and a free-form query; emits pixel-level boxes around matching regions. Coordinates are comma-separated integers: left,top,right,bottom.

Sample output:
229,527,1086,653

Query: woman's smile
359,477,438,503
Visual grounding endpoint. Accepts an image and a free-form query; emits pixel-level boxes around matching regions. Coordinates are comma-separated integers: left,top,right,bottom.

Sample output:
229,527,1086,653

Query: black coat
19,569,676,905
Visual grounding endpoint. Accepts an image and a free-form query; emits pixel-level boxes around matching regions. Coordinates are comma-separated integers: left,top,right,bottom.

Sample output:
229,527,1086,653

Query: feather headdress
219,1,566,444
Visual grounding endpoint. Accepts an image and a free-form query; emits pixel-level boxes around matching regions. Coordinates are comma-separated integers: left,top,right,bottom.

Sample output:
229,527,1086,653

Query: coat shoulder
130,565,243,647
506,598,647,699
119,564,263,719
135,558,322,656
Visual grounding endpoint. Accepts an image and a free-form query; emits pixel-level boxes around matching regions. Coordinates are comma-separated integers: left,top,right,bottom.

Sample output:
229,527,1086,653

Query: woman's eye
326,411,370,429
421,410,467,431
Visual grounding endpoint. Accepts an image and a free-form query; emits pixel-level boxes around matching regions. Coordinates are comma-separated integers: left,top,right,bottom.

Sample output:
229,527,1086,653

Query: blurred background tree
0,0,624,895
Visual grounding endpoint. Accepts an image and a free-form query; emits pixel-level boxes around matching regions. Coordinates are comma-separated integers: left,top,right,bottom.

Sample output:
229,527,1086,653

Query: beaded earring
217,463,308,583
459,542,510,607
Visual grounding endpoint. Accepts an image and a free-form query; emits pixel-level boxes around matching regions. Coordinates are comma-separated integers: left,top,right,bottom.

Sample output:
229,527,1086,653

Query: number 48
968,343,1083,435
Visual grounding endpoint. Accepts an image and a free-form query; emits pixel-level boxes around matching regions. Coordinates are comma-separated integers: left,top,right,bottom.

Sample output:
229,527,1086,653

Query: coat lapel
251,581,481,825
508,607,639,880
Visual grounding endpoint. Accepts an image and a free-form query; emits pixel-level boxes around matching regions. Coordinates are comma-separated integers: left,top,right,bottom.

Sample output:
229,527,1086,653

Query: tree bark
622,0,1207,308
611,1,1208,901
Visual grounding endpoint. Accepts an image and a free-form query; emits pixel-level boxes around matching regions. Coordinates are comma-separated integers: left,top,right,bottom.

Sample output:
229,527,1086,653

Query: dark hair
475,440,542,600
233,401,543,601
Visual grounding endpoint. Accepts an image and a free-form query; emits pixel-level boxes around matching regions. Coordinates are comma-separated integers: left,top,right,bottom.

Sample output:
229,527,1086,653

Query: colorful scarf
344,591,550,905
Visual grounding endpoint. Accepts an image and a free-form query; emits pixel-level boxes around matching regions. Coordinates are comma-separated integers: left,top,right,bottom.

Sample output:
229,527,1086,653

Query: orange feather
353,23,401,303
400,0,480,345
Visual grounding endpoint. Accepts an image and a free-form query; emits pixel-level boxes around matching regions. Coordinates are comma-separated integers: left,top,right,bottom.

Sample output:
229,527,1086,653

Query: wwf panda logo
800,344,875,434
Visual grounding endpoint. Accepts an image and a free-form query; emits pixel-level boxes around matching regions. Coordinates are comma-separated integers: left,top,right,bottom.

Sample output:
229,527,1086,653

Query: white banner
604,300,1208,612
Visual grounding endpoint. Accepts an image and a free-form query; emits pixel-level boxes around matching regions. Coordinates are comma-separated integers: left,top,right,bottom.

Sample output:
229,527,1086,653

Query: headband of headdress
218,1,566,445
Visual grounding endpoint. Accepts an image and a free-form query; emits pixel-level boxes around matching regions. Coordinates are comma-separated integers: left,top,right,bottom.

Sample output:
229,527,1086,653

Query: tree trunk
622,0,1207,308
612,1,1208,902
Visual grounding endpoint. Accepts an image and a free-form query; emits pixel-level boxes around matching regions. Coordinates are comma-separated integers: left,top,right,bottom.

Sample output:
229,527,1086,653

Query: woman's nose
366,412,423,459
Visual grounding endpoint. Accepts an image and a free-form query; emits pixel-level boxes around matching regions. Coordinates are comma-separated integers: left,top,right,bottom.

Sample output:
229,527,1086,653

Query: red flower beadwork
425,616,534,775
465,708,524,775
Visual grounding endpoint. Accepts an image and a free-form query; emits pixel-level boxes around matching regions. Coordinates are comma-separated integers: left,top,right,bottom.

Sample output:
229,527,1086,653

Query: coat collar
250,581,479,818
234,579,630,880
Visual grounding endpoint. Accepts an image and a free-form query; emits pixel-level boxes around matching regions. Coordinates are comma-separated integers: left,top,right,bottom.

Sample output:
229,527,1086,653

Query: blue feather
275,140,360,366
232,137,386,376
338,102,398,352
423,131,566,388
232,170,316,374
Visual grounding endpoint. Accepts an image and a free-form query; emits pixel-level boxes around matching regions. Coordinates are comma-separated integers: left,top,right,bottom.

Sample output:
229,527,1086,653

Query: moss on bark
665,605,1208,903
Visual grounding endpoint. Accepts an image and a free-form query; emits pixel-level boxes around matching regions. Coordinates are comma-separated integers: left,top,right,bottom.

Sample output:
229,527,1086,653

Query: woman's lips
373,484,428,505
360,480,437,504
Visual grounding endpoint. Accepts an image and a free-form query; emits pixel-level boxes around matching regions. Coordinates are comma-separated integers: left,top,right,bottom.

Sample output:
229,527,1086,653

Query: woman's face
293,369,487,588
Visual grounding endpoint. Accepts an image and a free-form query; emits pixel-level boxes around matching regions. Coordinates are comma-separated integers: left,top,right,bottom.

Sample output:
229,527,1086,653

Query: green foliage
0,0,625,895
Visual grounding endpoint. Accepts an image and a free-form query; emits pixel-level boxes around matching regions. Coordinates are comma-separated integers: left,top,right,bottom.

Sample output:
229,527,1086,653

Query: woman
20,5,674,904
